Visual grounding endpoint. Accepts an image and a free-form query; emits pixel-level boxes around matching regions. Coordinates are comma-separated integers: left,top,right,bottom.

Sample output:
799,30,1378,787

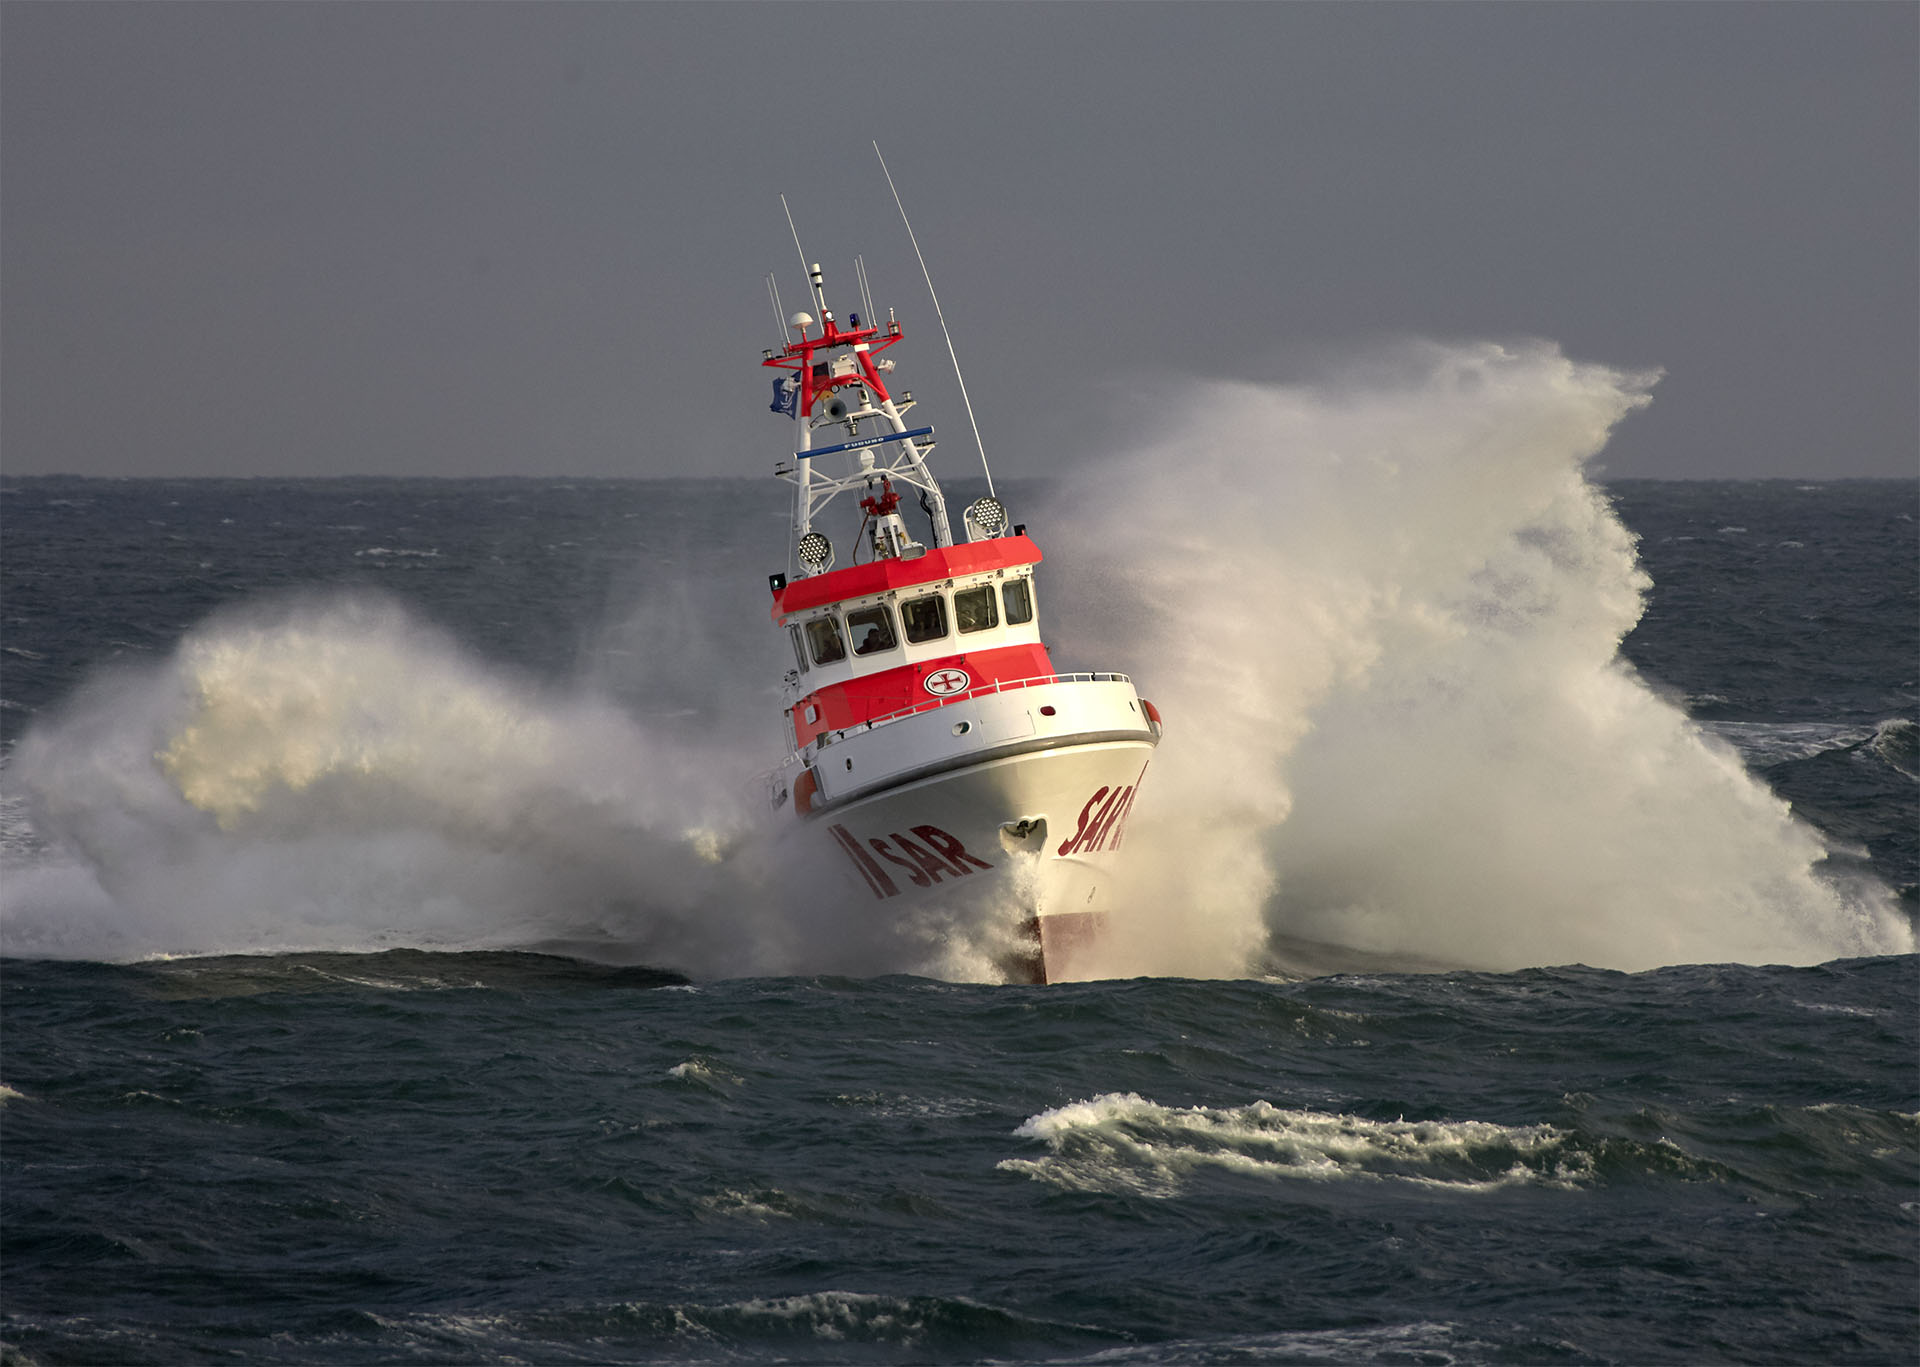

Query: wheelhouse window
955,584,999,634
788,624,810,672
1002,577,1034,626
901,594,948,643
847,605,897,656
805,616,846,665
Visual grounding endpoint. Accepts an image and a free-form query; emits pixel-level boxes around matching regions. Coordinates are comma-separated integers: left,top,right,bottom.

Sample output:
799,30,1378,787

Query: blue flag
770,377,798,417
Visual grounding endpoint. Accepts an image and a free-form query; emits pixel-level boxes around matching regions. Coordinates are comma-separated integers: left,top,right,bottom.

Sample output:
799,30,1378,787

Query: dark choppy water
4,952,1916,1365
2,474,1916,1363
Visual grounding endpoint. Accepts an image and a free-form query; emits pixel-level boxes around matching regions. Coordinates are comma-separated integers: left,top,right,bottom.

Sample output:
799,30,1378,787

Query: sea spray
2,591,1031,977
1047,339,1912,973
5,342,1910,977
5,593,769,968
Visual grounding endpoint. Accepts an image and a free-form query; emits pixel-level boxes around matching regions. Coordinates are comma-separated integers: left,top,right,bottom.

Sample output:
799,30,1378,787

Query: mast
763,260,953,574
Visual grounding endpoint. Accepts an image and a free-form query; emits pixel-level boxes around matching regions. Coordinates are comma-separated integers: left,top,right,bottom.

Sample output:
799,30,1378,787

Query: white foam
1000,1091,1596,1196
667,1058,741,1086
4,339,1910,980
0,592,1040,979
696,1189,796,1220
714,1291,943,1339
1070,1321,1475,1364
1792,1001,1883,1019
0,594,770,971
1047,339,1912,974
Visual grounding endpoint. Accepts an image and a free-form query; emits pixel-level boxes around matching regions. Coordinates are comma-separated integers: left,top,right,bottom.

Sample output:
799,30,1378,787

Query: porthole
952,720,972,736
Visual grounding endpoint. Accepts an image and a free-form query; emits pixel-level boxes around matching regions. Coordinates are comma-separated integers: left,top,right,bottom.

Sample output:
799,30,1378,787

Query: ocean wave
1870,718,1917,779
1046,342,1911,974
1067,1320,1485,1365
666,1057,742,1088
693,1188,811,1221
352,1290,1106,1358
998,1092,1607,1196
1698,720,1877,767
1698,716,1919,782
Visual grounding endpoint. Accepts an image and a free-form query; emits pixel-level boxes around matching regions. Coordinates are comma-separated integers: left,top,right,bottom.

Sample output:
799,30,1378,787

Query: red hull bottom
1004,910,1105,985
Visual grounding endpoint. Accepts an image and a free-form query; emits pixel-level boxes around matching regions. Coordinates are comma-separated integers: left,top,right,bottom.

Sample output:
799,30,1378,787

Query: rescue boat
759,257,1160,984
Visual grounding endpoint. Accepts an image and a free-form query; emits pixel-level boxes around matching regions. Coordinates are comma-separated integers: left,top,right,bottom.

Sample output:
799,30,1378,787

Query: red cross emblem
924,667,971,697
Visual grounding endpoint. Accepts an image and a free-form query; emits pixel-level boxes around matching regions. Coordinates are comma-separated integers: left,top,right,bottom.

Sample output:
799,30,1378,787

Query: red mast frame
763,316,904,419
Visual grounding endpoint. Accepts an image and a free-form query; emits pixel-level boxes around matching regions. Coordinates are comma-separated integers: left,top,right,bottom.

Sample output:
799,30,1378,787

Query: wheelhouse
784,568,1040,675
771,533,1054,751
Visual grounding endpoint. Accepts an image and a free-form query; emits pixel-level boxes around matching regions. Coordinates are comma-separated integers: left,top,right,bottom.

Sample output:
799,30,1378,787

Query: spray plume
3,339,1909,976
1048,338,1911,975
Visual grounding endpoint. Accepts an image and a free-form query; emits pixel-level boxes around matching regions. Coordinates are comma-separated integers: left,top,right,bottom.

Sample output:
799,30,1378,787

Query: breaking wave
999,1092,1612,1196
1048,339,1912,975
3,339,1910,976
1871,717,1918,780
2,595,773,969
0,592,1035,977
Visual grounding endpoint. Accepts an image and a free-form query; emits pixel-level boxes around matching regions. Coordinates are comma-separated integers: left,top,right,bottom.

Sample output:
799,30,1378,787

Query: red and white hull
808,736,1154,982
773,673,1158,981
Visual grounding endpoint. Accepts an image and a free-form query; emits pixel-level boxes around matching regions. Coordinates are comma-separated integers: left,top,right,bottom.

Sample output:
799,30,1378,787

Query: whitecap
999,1092,1598,1197
1869,718,1917,778
666,1058,739,1085
1698,720,1876,767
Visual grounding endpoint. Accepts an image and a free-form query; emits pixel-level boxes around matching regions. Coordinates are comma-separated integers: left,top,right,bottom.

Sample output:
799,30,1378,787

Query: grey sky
3,1,1914,480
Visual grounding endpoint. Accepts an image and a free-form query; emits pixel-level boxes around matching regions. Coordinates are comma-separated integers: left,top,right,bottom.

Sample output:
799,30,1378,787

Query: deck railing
763,671,1142,807
835,671,1134,739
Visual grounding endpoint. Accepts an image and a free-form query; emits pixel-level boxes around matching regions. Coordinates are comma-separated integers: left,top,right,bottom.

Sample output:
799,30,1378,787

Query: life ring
793,767,820,816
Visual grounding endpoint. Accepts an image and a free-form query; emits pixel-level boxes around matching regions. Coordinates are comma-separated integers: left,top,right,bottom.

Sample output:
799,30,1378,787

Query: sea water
3,343,1915,1362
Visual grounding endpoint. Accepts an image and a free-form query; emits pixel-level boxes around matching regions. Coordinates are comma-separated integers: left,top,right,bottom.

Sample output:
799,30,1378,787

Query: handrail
830,671,1134,739
761,670,1143,799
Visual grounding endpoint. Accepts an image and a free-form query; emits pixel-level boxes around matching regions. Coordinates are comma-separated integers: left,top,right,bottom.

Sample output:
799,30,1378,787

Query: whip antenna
874,142,995,496
779,194,811,313
765,273,787,346
854,254,878,328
